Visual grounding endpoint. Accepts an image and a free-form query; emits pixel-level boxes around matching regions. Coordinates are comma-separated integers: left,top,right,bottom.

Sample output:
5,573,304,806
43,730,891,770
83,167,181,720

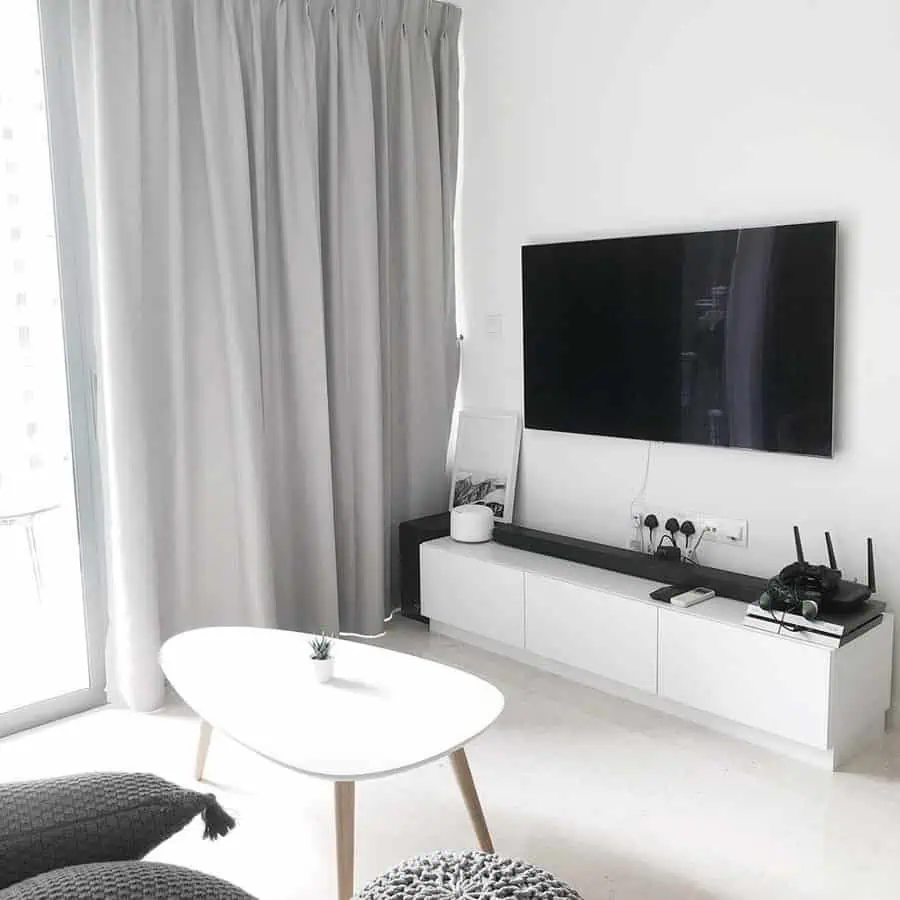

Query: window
0,0,105,734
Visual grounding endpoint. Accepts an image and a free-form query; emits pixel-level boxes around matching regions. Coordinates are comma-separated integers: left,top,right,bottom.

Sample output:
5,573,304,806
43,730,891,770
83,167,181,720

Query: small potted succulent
309,632,335,683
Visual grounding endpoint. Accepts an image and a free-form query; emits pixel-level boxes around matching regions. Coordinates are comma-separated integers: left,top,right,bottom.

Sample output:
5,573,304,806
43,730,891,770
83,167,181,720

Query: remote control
649,584,690,603
670,587,715,607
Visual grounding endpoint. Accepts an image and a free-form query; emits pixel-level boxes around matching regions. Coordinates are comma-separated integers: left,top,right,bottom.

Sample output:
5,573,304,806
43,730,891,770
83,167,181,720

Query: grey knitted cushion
0,862,256,899
0,773,235,890
353,850,584,899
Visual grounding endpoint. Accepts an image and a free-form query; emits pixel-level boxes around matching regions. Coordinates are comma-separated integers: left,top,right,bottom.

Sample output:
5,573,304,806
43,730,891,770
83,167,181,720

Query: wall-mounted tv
522,222,837,457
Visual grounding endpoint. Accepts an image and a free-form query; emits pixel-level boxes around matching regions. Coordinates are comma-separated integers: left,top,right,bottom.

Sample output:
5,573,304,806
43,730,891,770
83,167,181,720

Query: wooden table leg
195,719,212,782
334,780,355,900
449,747,494,852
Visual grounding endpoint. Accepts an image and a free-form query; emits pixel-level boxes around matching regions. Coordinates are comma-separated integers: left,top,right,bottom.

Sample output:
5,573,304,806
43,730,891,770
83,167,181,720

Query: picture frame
449,410,522,524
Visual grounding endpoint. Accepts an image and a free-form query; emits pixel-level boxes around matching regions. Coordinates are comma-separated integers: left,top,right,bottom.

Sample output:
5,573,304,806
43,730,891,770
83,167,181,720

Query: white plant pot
311,657,335,683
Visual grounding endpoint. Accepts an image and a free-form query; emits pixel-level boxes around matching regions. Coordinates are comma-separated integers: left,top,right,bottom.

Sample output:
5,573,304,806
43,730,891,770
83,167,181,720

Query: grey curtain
41,0,461,711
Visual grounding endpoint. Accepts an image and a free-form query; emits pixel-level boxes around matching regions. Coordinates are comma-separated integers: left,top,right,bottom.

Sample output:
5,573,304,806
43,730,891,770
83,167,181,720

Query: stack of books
743,599,885,648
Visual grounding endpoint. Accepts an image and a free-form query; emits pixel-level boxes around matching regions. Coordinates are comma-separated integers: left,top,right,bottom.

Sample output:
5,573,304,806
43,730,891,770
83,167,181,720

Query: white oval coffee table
160,627,504,900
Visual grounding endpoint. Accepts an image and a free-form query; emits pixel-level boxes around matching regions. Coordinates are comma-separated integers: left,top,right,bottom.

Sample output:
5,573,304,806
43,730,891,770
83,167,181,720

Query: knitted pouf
354,850,583,899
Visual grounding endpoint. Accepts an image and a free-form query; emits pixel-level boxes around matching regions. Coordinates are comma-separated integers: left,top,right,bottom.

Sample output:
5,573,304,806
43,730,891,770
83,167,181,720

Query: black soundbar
492,523,769,604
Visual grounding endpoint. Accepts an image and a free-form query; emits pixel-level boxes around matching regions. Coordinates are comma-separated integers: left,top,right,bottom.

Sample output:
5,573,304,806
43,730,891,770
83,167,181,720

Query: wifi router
791,525,876,614
744,526,882,643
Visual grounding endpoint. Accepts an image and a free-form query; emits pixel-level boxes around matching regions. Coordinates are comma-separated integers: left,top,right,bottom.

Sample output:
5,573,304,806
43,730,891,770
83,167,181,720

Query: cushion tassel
201,794,236,840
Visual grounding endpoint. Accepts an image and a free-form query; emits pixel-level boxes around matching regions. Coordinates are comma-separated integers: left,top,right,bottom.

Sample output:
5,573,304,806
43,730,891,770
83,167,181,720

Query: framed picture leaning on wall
449,410,522,524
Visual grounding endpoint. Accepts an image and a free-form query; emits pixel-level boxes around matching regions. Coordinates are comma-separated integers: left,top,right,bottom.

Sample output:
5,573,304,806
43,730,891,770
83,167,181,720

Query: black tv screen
522,222,837,457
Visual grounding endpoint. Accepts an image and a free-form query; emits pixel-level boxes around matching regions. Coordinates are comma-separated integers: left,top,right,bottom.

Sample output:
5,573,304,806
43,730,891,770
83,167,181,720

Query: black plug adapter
680,520,696,539
642,513,659,555
665,517,680,538
655,544,682,562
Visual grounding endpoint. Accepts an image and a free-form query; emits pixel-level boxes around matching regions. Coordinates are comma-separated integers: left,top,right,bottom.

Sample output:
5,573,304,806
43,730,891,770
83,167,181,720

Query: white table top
160,627,505,782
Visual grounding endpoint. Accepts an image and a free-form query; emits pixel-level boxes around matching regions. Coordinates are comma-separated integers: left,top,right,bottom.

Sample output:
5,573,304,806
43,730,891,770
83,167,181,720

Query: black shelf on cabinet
493,522,769,605
399,512,451,622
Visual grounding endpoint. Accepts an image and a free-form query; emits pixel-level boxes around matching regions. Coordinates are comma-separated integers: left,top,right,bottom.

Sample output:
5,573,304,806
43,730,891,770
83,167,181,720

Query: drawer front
525,574,658,693
658,609,830,747
420,544,525,647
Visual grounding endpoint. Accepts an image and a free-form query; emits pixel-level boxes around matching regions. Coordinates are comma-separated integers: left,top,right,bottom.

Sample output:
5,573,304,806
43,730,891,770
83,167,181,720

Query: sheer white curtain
40,0,461,711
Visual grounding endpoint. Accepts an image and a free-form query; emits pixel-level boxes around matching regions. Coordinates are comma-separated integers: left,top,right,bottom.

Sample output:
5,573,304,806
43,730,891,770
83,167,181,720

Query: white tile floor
2,618,900,900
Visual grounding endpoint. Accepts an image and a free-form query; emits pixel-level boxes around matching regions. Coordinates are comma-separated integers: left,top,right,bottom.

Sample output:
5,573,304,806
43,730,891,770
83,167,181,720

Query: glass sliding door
0,1,105,736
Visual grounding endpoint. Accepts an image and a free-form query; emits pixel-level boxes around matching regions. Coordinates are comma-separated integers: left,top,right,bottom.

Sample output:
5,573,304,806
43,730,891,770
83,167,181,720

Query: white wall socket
699,515,748,547
631,505,701,542
631,505,749,551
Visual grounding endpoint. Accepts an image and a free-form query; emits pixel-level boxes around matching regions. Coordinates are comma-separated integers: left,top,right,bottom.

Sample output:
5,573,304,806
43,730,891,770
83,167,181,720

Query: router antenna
793,525,805,563
867,537,876,593
825,532,837,569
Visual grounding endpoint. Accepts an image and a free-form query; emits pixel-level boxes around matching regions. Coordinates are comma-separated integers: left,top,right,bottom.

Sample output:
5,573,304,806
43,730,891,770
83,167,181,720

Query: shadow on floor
504,828,721,900
835,728,900,782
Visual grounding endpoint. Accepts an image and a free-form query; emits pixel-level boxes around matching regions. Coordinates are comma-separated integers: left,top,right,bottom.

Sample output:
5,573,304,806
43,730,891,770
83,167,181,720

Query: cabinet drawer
525,574,658,693
420,543,525,647
658,609,831,748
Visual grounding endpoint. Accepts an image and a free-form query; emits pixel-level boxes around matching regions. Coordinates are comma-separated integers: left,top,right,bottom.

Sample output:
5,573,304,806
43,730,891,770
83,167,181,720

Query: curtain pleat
41,0,461,709
191,3,276,638
265,4,341,633
319,2,387,635
69,2,166,711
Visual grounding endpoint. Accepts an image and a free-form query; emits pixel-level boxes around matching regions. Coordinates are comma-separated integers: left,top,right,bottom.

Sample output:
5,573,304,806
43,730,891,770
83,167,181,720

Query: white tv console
420,537,894,769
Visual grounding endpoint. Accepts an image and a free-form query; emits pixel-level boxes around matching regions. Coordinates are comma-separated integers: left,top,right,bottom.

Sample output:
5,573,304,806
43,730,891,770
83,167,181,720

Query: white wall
457,0,900,702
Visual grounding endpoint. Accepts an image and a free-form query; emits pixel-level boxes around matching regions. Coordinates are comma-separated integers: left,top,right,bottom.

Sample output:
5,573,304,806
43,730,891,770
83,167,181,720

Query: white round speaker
450,504,494,543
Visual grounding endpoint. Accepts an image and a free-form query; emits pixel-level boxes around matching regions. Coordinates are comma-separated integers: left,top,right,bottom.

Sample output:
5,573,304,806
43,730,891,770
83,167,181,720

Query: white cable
686,526,711,564
629,442,654,554
632,440,653,505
